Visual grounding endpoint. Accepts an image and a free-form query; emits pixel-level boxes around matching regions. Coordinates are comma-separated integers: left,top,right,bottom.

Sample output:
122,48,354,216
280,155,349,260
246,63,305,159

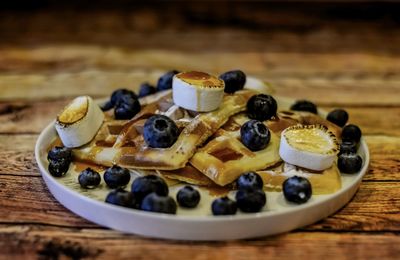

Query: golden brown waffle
257,162,342,195
157,161,341,194
188,109,342,187
73,89,257,170
190,113,281,186
157,165,215,186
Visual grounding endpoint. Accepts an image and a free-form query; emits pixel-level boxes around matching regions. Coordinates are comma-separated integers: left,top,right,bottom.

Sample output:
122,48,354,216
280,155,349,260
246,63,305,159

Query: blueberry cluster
138,82,157,98
338,124,363,174
114,94,141,120
137,70,181,99
76,165,131,190
105,173,201,213
101,88,141,120
326,109,363,173
235,172,266,213
106,174,201,214
156,70,179,91
100,70,180,120
47,146,72,177
103,171,267,216
238,94,277,152
136,70,180,98
211,172,266,215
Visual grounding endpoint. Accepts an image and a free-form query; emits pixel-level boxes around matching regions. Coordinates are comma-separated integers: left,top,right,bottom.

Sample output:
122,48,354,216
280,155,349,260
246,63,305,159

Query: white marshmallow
279,124,339,171
172,71,224,112
55,96,104,148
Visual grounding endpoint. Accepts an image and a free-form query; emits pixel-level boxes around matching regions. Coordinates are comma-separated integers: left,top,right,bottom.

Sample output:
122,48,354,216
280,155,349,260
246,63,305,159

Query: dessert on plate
46,69,364,215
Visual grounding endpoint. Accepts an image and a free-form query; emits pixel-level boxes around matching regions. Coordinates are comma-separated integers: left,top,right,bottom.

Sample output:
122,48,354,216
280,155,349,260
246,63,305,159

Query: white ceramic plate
35,96,369,241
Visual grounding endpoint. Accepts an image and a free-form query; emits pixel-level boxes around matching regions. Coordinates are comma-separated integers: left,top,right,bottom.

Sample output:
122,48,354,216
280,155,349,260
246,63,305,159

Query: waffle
73,89,257,170
157,165,215,186
189,113,281,186
188,110,342,187
257,162,342,195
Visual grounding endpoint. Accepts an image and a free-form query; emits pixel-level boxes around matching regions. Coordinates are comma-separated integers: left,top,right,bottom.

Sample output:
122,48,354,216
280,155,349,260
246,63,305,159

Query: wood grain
0,100,69,134
0,174,96,228
0,54,399,105
0,225,399,260
364,135,400,181
0,7,400,105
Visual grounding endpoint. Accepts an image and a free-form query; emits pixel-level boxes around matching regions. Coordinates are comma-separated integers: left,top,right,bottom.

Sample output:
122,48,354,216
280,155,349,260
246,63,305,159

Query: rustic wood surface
0,4,399,259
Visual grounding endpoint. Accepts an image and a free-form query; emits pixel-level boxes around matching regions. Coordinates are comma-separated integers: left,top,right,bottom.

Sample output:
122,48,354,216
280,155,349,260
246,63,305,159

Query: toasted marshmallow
172,71,225,112
279,124,339,171
55,96,104,148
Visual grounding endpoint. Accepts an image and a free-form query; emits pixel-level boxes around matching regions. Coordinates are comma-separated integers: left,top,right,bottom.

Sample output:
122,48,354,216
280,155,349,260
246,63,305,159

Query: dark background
1,1,400,50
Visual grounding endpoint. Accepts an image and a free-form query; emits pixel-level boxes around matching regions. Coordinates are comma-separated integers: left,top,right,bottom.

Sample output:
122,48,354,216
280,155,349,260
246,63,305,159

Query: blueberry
141,192,177,214
131,175,169,203
78,168,101,189
47,146,72,162
283,176,312,204
240,120,271,151
176,186,201,208
110,88,137,107
114,95,141,120
327,109,349,127
342,124,362,144
157,70,179,91
105,188,138,208
235,189,266,213
47,147,71,177
211,196,237,215
247,94,278,121
290,100,318,114
339,141,357,156
338,153,363,174
104,165,131,189
138,82,157,98
143,115,179,148
219,70,246,94
48,158,70,177
236,172,264,191
100,100,114,111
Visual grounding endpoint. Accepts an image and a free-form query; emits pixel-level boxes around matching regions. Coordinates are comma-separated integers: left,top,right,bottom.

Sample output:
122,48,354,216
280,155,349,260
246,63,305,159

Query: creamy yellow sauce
284,128,333,153
177,71,224,89
58,96,88,123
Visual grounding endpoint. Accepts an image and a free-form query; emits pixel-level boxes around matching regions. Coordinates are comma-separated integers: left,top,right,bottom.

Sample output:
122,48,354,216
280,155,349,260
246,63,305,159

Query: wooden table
0,4,399,259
